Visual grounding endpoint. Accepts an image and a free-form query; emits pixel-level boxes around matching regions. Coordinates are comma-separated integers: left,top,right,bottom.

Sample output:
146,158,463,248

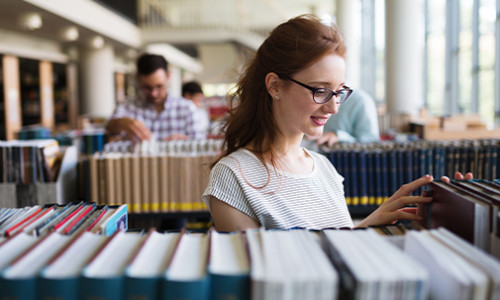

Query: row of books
322,139,500,206
0,226,499,300
102,138,224,155
421,179,500,258
0,202,127,239
17,125,51,140
0,139,62,184
78,152,216,213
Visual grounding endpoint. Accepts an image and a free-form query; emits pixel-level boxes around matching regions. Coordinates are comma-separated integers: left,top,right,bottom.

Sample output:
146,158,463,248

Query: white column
80,45,115,117
336,0,361,88
385,0,424,115
168,65,182,98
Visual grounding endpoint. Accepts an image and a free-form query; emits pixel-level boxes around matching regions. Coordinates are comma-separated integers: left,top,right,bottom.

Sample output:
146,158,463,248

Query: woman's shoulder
216,149,260,168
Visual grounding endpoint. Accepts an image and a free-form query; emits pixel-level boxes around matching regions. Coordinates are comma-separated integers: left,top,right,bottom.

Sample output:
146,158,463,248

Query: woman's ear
265,72,280,98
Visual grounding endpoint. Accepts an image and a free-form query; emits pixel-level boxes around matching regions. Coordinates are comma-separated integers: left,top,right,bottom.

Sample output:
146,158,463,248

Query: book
38,231,109,300
98,204,128,236
209,230,250,300
404,230,489,300
162,232,210,300
80,231,145,300
429,227,500,299
247,228,339,300
124,229,181,300
322,229,428,300
0,232,73,300
422,181,492,251
0,232,38,272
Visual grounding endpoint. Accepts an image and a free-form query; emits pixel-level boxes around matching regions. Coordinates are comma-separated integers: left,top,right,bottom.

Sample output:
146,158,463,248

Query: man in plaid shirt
106,54,206,142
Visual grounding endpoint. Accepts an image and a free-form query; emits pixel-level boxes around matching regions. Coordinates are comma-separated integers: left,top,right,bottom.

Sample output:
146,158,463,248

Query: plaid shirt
109,95,206,140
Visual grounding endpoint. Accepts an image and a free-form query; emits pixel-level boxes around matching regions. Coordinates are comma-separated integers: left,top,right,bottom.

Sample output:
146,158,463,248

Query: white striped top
202,148,354,230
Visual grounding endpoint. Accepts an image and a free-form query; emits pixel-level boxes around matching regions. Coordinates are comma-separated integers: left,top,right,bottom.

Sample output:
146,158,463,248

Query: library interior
1,1,500,300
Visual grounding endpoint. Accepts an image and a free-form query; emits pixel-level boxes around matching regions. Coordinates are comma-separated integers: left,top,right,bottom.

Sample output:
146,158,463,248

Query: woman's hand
440,171,474,183
357,172,474,227
357,175,434,227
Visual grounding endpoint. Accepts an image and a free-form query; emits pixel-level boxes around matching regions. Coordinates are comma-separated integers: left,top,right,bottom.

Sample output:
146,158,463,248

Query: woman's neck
249,134,313,174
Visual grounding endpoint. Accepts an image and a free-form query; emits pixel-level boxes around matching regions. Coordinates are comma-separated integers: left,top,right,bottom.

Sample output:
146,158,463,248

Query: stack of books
78,140,223,213
419,179,500,258
0,226,499,300
0,139,61,185
321,139,500,206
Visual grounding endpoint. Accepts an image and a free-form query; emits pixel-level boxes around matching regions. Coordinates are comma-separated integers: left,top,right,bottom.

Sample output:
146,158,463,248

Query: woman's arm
357,172,474,227
209,196,260,232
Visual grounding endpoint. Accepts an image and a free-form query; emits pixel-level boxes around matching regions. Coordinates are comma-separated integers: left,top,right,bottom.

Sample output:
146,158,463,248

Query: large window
426,0,447,116
360,0,497,126
423,0,497,126
477,0,496,125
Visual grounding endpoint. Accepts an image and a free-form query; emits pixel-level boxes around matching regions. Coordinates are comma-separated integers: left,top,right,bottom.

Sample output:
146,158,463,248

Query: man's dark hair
182,81,203,96
136,53,168,75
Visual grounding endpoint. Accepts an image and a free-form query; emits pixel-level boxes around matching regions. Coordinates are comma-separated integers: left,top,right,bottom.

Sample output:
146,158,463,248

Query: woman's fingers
391,175,433,198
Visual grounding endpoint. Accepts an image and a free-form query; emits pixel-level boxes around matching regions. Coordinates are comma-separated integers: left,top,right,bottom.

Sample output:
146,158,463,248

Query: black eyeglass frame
278,74,353,104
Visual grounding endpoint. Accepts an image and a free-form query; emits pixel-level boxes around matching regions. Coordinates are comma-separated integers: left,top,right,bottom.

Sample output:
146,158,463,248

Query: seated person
182,81,210,137
106,54,205,142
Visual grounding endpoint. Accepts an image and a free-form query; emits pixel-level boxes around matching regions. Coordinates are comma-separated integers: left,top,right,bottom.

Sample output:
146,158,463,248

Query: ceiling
0,0,336,82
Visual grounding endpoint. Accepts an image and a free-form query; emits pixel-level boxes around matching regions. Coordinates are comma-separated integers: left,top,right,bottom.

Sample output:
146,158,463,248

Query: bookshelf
19,57,41,127
128,211,212,231
2,55,22,141
0,54,77,140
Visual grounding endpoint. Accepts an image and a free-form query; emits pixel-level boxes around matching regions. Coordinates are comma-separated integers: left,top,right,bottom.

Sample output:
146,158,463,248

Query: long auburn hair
212,14,346,169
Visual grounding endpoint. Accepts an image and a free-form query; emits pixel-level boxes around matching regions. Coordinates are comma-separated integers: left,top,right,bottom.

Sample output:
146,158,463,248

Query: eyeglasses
278,75,353,104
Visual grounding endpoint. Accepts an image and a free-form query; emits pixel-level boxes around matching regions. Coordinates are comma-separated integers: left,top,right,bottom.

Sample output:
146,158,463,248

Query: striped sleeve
202,162,258,221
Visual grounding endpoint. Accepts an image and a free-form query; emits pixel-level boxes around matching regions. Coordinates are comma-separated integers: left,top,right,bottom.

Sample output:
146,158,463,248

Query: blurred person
106,54,205,143
182,81,210,137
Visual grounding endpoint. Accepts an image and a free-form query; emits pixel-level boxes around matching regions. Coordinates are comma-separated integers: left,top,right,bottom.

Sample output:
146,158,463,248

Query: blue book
162,232,210,300
0,232,73,300
99,204,128,236
38,232,110,300
396,148,405,187
208,231,250,300
365,150,376,205
357,149,368,206
80,231,144,300
349,150,359,206
374,150,384,205
124,230,181,300
388,148,398,195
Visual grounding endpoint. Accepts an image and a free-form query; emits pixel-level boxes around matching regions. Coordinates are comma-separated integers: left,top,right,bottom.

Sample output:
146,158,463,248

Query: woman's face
273,53,346,139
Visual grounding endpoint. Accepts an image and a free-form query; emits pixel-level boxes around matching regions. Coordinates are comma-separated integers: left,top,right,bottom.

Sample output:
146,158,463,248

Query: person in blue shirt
306,88,380,147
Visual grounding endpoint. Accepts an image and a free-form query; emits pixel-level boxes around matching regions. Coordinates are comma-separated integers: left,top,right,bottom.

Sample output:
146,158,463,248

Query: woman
202,14,471,232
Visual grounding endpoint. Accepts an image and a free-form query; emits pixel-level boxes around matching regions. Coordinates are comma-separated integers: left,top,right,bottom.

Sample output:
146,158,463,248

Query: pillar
385,0,424,115
80,45,115,118
336,0,361,88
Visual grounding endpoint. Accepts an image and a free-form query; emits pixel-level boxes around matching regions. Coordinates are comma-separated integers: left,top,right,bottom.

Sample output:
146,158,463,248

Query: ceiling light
19,12,42,30
62,26,79,41
91,36,105,49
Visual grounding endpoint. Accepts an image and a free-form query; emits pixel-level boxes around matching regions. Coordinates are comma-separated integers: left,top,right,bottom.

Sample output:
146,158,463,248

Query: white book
83,231,143,278
0,232,38,271
405,230,488,300
126,230,180,278
430,227,500,300
42,232,108,278
2,232,72,278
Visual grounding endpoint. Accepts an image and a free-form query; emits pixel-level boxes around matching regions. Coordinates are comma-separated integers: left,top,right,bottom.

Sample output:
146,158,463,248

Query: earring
275,95,279,100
